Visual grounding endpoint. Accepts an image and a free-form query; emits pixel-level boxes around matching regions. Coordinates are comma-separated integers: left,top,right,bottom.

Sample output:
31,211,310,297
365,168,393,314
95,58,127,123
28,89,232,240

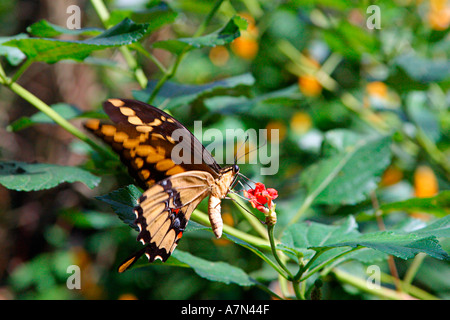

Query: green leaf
395,54,450,83
152,16,245,55
95,184,141,231
27,19,103,37
0,161,100,191
172,250,255,286
408,215,450,239
301,135,392,205
133,73,255,108
0,33,27,66
60,209,123,229
4,18,148,64
406,91,441,142
323,232,449,261
380,191,450,217
108,2,177,35
280,216,385,266
7,103,82,132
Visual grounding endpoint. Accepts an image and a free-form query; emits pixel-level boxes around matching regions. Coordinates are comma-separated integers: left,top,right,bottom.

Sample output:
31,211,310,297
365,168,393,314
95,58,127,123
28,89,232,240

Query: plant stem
295,248,331,281
0,66,117,160
332,268,417,300
267,224,293,279
402,252,426,292
90,0,148,89
147,0,225,104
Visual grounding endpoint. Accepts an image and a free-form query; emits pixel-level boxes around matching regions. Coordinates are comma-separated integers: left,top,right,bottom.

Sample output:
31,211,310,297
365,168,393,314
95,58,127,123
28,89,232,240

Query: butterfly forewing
84,99,221,189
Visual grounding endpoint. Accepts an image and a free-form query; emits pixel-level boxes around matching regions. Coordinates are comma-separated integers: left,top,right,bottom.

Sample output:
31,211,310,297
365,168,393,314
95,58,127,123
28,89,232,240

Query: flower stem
267,224,293,280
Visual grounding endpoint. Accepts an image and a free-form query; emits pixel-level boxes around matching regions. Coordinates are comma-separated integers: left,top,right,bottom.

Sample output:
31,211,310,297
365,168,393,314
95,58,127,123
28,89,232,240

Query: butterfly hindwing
117,171,215,272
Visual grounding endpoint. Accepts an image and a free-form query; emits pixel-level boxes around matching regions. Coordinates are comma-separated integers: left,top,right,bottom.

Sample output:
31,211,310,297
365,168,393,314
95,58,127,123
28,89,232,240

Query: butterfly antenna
234,134,250,165
235,135,268,163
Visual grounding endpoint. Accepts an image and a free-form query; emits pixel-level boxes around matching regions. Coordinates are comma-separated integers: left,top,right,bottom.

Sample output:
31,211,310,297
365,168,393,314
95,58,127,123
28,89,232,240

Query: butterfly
84,99,240,272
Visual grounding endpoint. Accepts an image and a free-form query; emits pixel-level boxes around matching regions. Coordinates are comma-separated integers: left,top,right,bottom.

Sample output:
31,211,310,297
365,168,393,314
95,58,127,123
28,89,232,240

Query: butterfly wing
84,98,221,189
117,170,215,272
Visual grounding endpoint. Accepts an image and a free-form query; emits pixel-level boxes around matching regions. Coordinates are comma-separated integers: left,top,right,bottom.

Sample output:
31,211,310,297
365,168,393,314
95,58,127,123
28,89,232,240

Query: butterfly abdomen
208,196,223,239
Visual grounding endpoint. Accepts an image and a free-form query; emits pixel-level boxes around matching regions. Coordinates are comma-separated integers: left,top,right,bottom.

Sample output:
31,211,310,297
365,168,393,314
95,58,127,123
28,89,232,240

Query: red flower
244,183,278,214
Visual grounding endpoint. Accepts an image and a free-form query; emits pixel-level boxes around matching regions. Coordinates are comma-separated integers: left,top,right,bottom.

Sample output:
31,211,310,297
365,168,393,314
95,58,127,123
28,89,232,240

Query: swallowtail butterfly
85,99,239,272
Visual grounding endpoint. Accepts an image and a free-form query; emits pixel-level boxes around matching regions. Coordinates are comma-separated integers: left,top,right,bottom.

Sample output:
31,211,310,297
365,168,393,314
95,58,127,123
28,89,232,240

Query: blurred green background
0,0,449,299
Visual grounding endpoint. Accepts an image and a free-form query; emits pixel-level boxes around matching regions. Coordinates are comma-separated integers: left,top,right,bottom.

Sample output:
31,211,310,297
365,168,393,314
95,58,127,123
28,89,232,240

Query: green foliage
0,161,101,191
1,0,449,300
3,18,149,63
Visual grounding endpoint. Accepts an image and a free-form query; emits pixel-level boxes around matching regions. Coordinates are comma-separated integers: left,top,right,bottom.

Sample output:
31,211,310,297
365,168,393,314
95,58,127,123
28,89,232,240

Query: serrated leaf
280,216,385,266
8,103,82,132
108,2,177,35
4,18,148,64
172,250,254,286
27,20,103,37
380,191,450,217
409,215,450,238
323,232,449,261
0,33,27,66
133,73,254,108
0,161,100,191
152,16,244,55
301,135,392,205
95,184,141,231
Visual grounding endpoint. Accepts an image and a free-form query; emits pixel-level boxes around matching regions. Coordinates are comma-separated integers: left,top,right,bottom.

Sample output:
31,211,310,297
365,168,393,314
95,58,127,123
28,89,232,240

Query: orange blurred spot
380,165,403,186
366,81,388,98
414,165,439,198
232,13,259,60
298,75,322,97
209,46,230,66
412,165,439,221
231,37,259,60
290,112,312,135
266,121,287,142
428,0,450,30
118,293,138,300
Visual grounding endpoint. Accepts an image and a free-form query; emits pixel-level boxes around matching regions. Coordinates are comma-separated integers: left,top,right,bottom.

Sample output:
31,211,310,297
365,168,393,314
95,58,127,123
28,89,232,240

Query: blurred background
0,0,449,299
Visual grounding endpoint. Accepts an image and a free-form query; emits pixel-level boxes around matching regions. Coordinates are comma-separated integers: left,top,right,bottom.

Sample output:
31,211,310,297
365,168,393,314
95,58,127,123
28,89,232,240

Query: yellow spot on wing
109,99,125,107
136,125,153,133
128,116,144,125
113,132,128,143
101,124,116,136
123,138,140,149
139,169,151,180
146,153,165,163
119,107,135,116
156,159,175,171
135,145,156,157
147,118,162,126
132,157,144,169
166,165,185,175
85,119,100,130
